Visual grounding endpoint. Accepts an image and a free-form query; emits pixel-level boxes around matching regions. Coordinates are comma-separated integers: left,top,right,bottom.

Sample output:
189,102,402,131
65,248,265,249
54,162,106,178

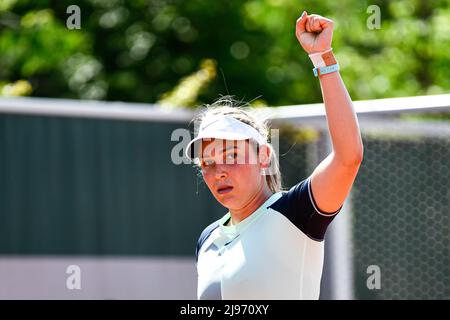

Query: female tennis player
185,11,364,299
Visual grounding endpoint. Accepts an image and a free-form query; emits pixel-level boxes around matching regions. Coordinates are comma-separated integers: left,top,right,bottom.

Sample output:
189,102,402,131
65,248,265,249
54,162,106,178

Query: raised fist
295,11,334,54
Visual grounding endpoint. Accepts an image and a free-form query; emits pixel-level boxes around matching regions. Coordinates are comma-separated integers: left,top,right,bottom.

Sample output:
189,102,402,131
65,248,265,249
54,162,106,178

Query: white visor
185,115,266,161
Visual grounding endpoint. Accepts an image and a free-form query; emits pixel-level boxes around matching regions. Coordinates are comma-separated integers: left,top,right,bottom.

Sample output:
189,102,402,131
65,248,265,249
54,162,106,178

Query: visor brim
185,132,255,161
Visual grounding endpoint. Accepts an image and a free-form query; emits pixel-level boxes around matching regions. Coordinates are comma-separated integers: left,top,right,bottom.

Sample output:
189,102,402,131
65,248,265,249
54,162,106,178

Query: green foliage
157,59,217,109
0,79,32,96
278,123,319,144
0,0,449,105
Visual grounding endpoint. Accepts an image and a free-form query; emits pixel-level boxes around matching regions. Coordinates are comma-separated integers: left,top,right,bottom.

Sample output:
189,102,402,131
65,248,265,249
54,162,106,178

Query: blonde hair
192,95,282,193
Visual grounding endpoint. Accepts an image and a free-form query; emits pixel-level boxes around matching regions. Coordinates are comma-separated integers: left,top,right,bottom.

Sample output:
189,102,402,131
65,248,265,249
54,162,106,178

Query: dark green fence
0,113,313,256
353,133,450,299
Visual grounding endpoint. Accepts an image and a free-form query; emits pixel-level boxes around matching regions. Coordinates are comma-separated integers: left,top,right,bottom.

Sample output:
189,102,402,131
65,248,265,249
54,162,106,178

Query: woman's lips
217,186,233,195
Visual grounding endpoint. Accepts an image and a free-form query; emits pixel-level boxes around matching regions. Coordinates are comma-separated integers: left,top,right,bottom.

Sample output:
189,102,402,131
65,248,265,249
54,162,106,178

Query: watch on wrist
309,48,339,77
313,63,340,77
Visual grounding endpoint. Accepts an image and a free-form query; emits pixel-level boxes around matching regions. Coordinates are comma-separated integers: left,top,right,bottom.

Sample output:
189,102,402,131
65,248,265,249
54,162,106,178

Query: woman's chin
215,194,235,208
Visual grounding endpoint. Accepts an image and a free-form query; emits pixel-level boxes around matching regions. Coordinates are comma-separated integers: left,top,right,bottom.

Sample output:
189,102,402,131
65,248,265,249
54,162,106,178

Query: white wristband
308,48,333,68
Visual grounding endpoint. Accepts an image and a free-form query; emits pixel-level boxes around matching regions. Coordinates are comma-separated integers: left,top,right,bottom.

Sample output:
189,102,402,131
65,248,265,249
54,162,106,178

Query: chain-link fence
352,122,450,299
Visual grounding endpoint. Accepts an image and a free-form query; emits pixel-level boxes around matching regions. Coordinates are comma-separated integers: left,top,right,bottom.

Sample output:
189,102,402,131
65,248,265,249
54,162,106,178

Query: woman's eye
226,153,238,162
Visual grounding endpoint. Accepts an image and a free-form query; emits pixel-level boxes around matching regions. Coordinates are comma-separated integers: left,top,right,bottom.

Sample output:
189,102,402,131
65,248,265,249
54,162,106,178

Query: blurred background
0,0,449,299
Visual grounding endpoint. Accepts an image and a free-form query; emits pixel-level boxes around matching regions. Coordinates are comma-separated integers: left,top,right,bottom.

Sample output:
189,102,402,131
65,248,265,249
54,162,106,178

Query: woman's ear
258,144,271,169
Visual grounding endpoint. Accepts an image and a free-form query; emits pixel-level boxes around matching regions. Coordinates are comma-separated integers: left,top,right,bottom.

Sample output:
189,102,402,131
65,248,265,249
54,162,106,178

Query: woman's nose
214,164,228,179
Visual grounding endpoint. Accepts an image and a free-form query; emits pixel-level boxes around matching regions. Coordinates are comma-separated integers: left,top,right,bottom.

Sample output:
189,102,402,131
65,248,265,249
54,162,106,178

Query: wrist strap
309,48,337,68
313,63,339,77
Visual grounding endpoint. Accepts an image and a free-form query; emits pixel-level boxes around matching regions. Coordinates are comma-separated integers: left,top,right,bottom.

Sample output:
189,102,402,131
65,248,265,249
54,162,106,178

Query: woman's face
199,138,269,210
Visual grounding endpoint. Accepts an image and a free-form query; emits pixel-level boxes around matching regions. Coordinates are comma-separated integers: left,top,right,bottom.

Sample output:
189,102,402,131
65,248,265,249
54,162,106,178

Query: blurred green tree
0,0,449,106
